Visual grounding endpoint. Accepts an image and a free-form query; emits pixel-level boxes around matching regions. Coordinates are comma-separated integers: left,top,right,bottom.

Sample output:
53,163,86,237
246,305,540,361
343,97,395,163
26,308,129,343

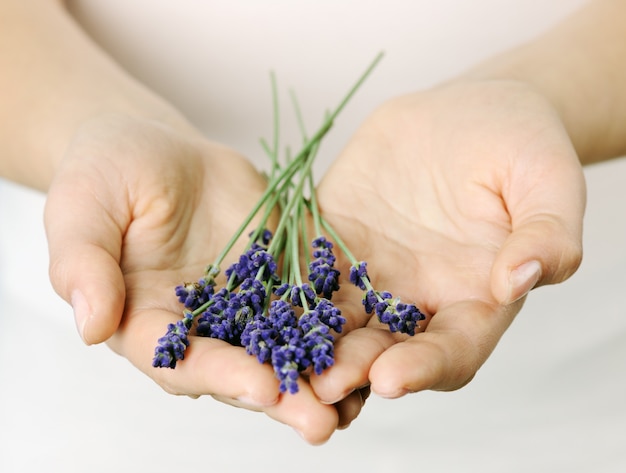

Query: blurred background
2,1,625,471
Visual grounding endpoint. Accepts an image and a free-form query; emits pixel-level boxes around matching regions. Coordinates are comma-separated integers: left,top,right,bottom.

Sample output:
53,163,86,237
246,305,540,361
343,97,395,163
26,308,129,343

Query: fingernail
320,390,353,405
372,387,408,399
507,260,542,304
71,289,91,344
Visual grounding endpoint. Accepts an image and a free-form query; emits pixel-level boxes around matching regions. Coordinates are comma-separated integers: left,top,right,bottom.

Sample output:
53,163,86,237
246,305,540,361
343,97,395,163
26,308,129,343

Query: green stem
299,196,311,268
267,139,320,255
318,213,357,265
212,51,385,280
270,70,280,161
211,147,306,269
290,89,308,144
308,169,323,238
319,213,375,293
290,205,304,287
289,202,310,308
324,51,384,131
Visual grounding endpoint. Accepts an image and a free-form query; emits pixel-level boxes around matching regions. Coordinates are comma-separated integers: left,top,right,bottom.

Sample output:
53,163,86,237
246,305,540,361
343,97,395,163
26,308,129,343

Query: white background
2,1,625,472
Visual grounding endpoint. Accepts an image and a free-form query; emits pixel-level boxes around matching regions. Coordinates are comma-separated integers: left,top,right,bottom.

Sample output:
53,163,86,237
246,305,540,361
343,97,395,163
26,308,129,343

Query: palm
101,124,270,378
46,115,353,443
315,82,584,398
47,116,271,386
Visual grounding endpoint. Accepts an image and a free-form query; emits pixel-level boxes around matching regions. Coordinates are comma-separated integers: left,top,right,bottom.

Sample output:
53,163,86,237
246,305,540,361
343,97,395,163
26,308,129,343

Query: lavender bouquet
152,52,425,394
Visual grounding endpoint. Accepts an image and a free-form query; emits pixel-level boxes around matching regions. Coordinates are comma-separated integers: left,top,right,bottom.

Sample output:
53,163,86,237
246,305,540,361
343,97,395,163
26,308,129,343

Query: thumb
44,171,128,344
491,165,586,305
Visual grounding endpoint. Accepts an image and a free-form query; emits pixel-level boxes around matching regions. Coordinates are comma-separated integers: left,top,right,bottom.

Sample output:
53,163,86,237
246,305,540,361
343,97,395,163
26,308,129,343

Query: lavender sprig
152,53,426,394
308,236,340,299
320,217,426,335
152,311,194,368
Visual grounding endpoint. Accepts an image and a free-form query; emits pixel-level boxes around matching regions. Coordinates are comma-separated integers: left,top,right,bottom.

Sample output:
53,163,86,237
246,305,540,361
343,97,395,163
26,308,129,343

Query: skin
312,0,626,406
313,81,585,400
44,115,354,444
1,0,626,445
311,0,626,406
0,0,346,444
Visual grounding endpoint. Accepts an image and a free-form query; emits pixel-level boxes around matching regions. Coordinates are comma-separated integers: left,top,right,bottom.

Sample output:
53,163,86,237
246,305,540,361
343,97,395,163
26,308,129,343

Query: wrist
454,57,598,165
0,0,196,191
452,0,626,165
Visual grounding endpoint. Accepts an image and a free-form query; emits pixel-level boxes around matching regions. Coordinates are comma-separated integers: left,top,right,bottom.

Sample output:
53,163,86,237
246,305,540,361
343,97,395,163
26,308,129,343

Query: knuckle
554,236,583,282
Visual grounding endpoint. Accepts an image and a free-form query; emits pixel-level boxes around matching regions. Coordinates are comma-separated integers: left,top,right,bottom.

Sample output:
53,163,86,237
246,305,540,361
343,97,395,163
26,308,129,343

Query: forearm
0,0,191,190
458,0,626,165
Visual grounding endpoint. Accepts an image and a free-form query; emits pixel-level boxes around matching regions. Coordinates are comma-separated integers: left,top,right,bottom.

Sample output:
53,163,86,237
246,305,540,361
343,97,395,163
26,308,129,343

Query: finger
44,170,128,344
263,382,339,445
108,309,281,407
212,374,341,444
310,327,395,404
114,308,340,444
335,386,370,430
216,375,345,442
491,157,586,304
369,299,520,397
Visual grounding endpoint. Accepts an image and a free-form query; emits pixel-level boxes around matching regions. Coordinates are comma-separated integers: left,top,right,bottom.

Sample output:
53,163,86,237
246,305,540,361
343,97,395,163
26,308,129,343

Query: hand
43,114,354,444
312,80,585,401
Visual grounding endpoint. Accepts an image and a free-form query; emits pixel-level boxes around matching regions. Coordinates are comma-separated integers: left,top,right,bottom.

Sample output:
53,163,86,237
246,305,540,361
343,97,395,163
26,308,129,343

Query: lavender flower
363,289,379,314
174,264,220,311
195,289,242,343
271,344,303,394
195,288,234,341
266,299,300,343
308,236,341,299
241,298,343,393
224,247,278,286
223,230,277,287
240,315,277,364
299,310,336,375
349,261,369,290
312,298,346,333
174,277,215,311
241,299,298,363
237,277,267,317
252,228,273,246
195,278,268,344
152,312,194,369
274,282,317,308
364,289,425,336
273,282,291,297
154,56,417,396
256,300,307,394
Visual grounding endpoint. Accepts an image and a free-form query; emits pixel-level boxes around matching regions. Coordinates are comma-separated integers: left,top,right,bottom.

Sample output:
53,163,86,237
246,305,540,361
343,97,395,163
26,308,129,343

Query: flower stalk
153,51,425,393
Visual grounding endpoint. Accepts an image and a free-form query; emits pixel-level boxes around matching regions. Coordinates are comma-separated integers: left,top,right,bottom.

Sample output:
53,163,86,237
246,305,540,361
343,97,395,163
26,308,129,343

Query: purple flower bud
174,276,215,311
363,289,379,314
225,248,278,287
349,261,369,290
308,237,340,299
271,345,302,394
273,282,291,297
248,228,273,247
152,312,194,369
299,310,335,375
241,316,277,364
287,283,317,309
373,292,425,336
313,298,346,333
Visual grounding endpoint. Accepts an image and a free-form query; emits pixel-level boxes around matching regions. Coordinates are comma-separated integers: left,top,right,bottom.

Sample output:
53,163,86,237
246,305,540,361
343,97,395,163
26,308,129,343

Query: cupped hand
43,114,352,444
312,80,586,402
